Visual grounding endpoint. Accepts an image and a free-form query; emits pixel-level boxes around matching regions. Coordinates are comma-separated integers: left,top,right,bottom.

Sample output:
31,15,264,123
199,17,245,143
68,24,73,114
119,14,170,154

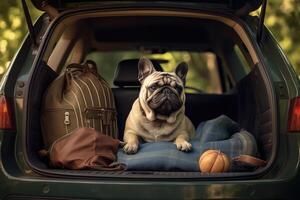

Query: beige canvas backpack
41,60,118,149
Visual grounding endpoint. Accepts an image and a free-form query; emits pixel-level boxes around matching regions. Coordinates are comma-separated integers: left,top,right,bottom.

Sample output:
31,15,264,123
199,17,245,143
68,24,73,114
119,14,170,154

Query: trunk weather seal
22,4,278,180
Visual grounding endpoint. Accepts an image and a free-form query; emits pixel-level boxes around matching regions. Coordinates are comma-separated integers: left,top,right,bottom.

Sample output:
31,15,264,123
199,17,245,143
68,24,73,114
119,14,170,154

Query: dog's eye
175,85,183,94
149,85,157,92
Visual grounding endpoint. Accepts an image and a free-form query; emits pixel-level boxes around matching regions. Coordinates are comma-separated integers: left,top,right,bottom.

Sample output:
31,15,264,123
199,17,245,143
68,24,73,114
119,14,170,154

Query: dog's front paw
123,142,139,154
175,140,192,152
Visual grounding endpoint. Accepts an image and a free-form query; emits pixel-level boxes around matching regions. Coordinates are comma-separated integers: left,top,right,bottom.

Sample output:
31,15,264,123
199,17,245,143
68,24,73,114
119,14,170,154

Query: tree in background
0,0,299,77
0,1,40,75
265,0,300,73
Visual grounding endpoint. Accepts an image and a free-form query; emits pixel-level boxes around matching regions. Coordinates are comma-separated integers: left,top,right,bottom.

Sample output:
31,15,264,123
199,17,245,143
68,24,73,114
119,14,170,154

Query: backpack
41,60,118,149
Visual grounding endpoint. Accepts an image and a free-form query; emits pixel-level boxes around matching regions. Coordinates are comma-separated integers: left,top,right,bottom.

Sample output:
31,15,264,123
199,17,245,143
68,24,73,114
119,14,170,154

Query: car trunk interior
24,11,275,178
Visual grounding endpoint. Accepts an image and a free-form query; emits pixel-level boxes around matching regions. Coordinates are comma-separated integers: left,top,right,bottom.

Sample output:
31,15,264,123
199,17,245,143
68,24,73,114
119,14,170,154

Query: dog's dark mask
148,83,183,116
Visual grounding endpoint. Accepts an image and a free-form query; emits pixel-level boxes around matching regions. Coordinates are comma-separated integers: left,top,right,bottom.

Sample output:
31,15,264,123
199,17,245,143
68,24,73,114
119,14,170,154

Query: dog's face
138,57,188,123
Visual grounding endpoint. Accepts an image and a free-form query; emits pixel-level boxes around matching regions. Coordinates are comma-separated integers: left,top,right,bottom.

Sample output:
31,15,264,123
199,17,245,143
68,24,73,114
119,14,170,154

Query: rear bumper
0,175,300,199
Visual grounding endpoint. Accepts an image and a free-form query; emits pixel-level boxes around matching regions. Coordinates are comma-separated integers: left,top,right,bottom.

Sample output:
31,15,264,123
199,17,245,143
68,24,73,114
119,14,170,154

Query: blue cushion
117,115,257,171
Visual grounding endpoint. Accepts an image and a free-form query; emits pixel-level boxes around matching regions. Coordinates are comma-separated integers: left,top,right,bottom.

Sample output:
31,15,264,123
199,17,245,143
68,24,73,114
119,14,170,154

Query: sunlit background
0,0,299,78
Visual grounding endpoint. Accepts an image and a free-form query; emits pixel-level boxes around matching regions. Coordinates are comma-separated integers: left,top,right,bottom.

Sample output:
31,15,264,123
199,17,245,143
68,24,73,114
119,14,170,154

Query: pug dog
123,57,195,154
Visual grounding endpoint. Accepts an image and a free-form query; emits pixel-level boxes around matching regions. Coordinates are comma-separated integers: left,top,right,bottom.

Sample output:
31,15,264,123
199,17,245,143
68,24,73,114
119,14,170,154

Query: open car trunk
24,8,276,178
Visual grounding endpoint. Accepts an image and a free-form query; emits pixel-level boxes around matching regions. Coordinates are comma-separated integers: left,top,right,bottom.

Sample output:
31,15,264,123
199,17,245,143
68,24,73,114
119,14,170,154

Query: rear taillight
0,95,14,129
288,97,300,132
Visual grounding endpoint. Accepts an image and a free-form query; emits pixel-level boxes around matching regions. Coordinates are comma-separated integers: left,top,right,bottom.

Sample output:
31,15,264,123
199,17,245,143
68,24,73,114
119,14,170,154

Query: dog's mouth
148,87,182,116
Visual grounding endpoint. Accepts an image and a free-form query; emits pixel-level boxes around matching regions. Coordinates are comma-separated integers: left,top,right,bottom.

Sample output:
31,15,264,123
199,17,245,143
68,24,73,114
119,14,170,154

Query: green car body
1,1,300,199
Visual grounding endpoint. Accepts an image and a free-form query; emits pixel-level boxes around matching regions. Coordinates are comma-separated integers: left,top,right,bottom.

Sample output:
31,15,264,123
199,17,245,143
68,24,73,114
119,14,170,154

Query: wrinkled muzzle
148,87,182,116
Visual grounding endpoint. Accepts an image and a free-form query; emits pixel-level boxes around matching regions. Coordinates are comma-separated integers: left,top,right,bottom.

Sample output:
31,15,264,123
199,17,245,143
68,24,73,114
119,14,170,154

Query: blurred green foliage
257,0,300,72
0,1,41,75
0,0,299,77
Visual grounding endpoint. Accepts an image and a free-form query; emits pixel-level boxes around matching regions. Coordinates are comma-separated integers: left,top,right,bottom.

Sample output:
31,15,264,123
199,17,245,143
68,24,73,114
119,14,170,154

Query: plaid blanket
117,115,257,171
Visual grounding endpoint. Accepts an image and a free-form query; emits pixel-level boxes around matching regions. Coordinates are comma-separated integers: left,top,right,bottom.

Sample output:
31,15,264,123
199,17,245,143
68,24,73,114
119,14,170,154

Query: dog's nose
163,88,172,95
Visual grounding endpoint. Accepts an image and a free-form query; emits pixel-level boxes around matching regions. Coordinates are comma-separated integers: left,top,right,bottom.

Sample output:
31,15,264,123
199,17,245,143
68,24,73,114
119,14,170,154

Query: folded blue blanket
117,115,257,171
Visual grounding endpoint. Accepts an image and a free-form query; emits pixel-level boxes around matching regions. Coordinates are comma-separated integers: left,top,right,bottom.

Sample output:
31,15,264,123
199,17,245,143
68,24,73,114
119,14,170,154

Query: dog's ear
138,57,156,83
175,62,188,85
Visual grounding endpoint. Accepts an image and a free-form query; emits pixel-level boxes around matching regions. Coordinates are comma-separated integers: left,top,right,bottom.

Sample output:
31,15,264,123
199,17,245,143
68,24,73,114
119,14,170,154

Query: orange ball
198,150,230,173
